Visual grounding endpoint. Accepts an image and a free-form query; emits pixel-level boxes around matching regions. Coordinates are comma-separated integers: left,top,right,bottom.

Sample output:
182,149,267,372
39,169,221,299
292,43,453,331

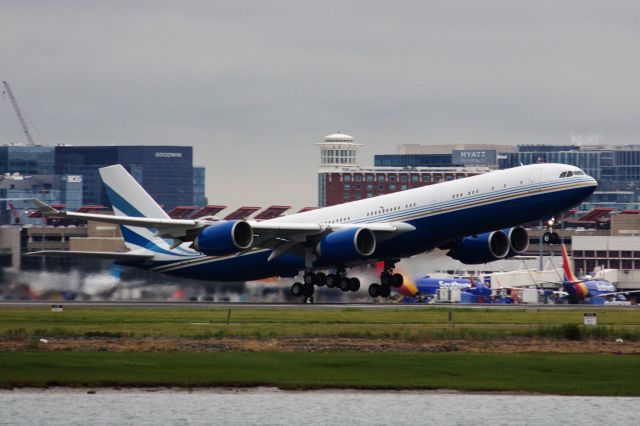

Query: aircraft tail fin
99,165,169,219
99,164,169,251
560,243,580,284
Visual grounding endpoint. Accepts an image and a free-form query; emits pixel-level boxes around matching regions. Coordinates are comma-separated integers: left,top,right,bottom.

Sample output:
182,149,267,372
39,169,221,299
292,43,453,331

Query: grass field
2,306,640,340
1,351,639,395
2,306,639,394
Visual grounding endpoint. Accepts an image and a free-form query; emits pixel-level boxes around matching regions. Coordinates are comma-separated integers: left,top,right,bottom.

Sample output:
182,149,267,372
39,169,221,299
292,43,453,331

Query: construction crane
2,81,35,146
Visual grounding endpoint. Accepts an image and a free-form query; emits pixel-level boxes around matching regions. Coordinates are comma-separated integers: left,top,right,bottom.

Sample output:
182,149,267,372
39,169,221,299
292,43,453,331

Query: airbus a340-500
28,163,597,299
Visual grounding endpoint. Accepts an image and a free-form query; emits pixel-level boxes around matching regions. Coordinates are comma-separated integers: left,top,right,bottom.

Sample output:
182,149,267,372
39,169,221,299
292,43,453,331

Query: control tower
317,132,361,167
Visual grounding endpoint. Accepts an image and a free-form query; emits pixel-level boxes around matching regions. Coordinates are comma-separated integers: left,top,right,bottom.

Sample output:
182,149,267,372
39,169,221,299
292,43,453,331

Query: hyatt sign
452,150,497,166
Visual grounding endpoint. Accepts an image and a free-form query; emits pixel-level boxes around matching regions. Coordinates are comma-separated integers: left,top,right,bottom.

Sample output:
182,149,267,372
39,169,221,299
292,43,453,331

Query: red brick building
318,167,490,207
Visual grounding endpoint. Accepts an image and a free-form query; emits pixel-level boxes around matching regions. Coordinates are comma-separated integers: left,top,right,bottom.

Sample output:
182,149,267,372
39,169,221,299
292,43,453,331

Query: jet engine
316,228,376,263
193,220,253,256
504,226,529,257
446,230,510,264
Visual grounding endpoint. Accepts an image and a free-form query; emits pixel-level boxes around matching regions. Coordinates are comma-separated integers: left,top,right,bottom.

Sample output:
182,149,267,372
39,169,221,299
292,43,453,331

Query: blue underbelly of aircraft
141,184,594,282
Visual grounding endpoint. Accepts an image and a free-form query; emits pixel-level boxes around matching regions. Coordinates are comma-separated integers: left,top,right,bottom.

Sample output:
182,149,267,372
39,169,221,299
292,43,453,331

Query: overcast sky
1,1,639,208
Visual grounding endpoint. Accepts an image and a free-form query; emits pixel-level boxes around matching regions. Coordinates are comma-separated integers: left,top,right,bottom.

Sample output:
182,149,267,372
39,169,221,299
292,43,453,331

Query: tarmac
0,301,637,309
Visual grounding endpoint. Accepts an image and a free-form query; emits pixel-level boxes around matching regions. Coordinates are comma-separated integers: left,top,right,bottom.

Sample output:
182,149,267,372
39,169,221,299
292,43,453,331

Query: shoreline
1,387,632,398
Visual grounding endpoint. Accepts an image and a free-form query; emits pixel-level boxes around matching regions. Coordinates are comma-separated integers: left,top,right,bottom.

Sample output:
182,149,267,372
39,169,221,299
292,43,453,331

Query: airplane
558,243,638,304
398,275,492,301
27,162,597,300
397,274,492,303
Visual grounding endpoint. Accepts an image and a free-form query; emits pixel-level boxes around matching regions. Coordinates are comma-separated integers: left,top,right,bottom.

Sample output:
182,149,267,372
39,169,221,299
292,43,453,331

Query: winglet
31,199,64,217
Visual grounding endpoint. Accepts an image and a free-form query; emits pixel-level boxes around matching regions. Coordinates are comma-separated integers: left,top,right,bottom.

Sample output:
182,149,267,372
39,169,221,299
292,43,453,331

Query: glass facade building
374,154,457,167
0,146,55,175
193,166,206,206
55,146,195,211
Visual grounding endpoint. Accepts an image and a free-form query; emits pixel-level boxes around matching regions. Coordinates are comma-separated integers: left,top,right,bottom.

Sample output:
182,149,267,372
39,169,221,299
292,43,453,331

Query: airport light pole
539,220,543,271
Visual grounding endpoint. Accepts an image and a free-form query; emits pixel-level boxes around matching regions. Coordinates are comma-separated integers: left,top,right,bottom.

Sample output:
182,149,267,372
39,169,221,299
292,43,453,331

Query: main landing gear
368,260,403,299
290,270,361,302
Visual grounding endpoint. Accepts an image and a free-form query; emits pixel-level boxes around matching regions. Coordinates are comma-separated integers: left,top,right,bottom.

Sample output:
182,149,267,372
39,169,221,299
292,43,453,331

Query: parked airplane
398,275,492,299
27,163,597,299
559,243,637,303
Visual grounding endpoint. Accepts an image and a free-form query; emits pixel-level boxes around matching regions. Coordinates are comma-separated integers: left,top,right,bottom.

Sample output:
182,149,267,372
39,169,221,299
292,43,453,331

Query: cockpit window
560,170,584,178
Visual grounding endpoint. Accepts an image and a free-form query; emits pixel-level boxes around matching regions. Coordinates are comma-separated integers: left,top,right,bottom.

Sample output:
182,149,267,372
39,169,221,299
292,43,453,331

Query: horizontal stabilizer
25,250,153,261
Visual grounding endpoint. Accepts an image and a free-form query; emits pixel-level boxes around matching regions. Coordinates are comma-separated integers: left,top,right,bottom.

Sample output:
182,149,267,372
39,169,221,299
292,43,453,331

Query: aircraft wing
32,199,199,229
24,250,154,261
32,199,415,255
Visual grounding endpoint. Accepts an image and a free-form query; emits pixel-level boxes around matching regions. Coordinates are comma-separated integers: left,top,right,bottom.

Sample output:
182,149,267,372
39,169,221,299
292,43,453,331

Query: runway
0,300,637,310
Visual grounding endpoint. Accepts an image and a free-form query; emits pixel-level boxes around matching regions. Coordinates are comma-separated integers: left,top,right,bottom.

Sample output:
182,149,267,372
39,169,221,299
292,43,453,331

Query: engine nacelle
447,230,510,264
503,226,529,257
316,228,376,263
193,220,253,256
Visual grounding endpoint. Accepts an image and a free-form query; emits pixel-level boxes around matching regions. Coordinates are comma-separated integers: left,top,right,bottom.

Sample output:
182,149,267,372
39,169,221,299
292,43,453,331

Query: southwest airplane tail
560,243,589,300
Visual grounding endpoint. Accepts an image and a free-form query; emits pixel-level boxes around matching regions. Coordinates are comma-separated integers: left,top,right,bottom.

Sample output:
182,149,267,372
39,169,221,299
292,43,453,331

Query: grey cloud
1,0,639,207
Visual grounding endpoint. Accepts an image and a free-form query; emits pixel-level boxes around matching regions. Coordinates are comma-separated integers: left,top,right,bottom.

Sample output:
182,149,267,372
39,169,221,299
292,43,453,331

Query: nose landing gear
542,218,561,245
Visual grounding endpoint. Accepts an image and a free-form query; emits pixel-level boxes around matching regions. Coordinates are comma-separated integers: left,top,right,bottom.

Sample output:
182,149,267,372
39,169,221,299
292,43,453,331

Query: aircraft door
528,168,543,193
431,187,443,213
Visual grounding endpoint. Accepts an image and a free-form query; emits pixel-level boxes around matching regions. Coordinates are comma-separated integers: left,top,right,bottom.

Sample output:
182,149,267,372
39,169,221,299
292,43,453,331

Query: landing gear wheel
304,272,316,285
348,277,360,292
326,274,338,288
368,283,381,298
542,232,552,245
391,273,403,288
339,277,350,292
380,273,391,287
379,284,391,298
291,282,304,297
315,272,327,287
551,232,561,245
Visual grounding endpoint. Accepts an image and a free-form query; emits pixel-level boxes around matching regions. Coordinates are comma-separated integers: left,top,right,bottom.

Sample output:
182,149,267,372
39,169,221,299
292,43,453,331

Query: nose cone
586,176,598,195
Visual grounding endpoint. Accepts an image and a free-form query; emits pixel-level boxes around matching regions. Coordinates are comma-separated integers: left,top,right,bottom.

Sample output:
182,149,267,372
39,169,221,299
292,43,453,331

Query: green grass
1,306,639,340
0,352,639,395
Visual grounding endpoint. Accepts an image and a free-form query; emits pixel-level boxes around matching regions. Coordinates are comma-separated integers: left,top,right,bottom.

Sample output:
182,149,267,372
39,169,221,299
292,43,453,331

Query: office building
0,145,55,175
55,145,195,211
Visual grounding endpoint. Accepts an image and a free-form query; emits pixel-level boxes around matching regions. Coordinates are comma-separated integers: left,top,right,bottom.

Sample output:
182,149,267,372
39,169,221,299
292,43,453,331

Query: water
0,388,637,426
